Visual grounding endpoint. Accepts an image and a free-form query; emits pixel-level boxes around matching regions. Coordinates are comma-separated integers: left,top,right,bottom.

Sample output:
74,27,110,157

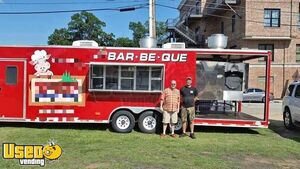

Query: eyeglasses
171,84,176,85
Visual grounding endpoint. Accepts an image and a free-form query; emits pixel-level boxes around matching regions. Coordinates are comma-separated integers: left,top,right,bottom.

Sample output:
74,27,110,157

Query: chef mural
29,50,85,106
30,50,54,77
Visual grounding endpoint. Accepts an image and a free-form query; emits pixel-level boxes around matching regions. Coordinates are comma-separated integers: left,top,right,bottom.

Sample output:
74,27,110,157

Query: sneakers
160,134,167,138
179,133,196,139
160,133,178,138
190,133,196,139
179,133,189,138
170,134,178,138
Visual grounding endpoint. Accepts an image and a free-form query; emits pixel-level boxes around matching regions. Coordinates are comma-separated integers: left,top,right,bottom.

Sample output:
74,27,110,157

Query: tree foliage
48,28,72,45
129,21,167,47
129,21,147,47
48,11,115,46
114,37,135,47
48,11,167,47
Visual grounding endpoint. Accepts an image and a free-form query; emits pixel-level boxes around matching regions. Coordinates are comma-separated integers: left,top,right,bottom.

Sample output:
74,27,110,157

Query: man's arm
160,91,165,112
194,88,199,96
194,88,200,101
179,88,184,108
177,90,180,112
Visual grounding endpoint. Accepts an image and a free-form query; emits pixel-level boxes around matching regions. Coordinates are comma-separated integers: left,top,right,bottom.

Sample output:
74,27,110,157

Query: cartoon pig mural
30,50,54,77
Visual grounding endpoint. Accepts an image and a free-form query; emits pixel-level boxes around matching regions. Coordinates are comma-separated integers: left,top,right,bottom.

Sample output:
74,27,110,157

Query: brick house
165,0,300,99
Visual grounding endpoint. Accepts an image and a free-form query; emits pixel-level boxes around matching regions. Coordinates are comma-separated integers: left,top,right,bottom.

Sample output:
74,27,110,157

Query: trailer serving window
89,64,164,92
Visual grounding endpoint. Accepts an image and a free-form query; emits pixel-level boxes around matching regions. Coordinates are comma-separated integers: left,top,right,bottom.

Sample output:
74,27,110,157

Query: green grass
0,123,300,169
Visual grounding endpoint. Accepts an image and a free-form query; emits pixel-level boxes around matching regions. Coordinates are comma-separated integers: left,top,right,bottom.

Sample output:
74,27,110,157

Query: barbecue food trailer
0,43,271,133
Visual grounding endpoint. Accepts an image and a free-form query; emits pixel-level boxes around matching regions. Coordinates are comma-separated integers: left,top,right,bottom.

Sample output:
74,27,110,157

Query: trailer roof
0,45,268,53
0,45,270,62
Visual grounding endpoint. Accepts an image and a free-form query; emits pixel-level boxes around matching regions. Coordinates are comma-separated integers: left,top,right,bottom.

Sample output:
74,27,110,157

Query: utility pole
149,0,156,38
139,0,157,48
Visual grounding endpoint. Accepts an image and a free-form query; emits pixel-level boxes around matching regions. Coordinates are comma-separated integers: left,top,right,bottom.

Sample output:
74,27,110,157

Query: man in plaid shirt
160,80,180,138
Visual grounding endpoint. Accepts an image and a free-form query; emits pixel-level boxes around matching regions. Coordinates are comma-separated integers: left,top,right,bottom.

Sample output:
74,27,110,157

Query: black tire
138,111,161,134
262,97,265,103
283,108,295,130
111,110,135,133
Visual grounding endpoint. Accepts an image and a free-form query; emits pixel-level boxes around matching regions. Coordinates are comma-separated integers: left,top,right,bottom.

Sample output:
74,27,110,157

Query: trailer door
0,61,25,119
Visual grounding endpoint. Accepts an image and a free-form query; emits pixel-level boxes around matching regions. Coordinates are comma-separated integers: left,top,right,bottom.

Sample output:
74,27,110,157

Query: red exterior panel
0,46,270,128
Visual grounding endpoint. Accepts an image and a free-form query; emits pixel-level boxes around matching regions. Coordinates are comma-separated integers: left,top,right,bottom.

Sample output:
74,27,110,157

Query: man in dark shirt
180,77,198,139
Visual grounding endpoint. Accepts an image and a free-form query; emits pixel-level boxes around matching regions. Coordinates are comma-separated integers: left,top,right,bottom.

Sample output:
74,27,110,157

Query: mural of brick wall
34,82,79,102
30,76,84,105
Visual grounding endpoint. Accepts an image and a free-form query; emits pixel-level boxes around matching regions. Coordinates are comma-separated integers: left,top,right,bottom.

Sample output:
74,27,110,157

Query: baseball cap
186,77,192,80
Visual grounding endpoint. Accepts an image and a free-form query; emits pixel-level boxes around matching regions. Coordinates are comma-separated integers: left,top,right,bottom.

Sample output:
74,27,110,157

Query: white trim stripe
194,123,267,128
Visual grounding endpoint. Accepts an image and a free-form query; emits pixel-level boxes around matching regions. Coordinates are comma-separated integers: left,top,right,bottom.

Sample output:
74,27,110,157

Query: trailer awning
196,54,265,62
195,49,270,62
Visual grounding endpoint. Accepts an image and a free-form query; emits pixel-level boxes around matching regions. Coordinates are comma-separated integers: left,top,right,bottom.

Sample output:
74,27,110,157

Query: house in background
164,0,300,99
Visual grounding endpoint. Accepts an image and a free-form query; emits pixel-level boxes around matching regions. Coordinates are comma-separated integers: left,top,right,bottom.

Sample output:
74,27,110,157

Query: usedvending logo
2,142,62,167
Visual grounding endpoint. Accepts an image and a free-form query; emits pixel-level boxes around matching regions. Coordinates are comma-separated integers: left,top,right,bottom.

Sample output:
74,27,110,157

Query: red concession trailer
0,44,272,133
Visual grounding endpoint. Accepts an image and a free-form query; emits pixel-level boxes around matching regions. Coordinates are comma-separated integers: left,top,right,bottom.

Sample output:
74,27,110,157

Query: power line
170,2,300,17
0,0,148,5
0,3,149,15
156,3,300,27
176,4,300,18
158,0,300,16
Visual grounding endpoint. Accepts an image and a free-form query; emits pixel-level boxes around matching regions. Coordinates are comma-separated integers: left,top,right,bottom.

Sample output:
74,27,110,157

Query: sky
0,0,180,45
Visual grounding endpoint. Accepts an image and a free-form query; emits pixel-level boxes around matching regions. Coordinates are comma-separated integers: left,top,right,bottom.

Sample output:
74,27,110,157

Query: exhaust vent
162,42,185,49
139,37,157,48
72,40,98,47
207,34,228,49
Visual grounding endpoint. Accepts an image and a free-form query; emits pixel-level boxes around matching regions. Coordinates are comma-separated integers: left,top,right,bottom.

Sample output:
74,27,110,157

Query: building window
105,66,119,90
136,67,150,90
90,65,163,92
298,4,300,28
257,76,274,93
258,44,274,61
195,0,200,15
91,65,104,89
296,45,300,62
232,15,236,32
264,9,280,27
151,67,163,90
221,21,224,34
6,66,17,85
257,76,274,83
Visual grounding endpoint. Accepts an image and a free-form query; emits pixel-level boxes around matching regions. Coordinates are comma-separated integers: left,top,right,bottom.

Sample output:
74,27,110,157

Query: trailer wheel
174,117,182,131
111,110,135,133
138,111,161,134
283,109,295,130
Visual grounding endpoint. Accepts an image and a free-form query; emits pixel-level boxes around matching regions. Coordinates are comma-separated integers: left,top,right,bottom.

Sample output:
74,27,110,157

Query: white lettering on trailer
107,52,188,62
162,53,187,62
148,53,156,62
108,52,135,61
126,53,134,61
180,53,187,62
108,52,116,60
140,53,148,61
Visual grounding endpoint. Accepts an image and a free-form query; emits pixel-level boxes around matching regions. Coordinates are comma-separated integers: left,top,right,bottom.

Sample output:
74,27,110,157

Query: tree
129,21,167,47
48,28,72,45
129,21,147,47
114,37,135,47
48,11,115,46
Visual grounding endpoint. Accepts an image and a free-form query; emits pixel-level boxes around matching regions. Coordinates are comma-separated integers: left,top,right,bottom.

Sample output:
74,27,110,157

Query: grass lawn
0,122,300,169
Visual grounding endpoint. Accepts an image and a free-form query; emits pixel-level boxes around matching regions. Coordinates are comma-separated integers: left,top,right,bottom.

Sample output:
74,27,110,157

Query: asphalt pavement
242,101,282,120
